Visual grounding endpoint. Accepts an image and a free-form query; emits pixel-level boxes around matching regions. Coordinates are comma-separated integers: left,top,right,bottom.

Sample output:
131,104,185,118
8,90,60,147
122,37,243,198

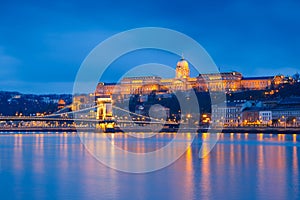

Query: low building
242,107,260,126
72,94,95,111
57,99,66,109
212,102,243,127
240,101,264,126
259,111,272,125
271,97,300,126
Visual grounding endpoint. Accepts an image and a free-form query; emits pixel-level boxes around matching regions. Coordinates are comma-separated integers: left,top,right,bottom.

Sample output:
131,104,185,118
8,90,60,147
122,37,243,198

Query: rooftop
242,76,274,80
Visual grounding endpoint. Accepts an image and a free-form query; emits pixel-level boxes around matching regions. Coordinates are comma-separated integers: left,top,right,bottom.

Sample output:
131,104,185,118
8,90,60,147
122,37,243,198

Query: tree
293,72,300,82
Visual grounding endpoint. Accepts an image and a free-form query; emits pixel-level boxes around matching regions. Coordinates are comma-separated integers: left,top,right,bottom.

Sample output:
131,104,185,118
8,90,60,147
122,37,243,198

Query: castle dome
176,57,190,79
176,58,189,70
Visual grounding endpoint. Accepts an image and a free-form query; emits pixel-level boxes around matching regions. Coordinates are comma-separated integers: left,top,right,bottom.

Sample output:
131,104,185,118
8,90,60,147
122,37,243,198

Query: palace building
95,57,284,96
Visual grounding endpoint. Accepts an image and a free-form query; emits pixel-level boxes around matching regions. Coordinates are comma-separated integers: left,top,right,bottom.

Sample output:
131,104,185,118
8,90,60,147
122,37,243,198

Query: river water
0,132,299,200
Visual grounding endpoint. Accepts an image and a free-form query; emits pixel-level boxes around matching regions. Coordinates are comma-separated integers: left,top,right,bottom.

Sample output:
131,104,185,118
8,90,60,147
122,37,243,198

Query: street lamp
259,116,262,127
281,116,286,128
186,114,192,125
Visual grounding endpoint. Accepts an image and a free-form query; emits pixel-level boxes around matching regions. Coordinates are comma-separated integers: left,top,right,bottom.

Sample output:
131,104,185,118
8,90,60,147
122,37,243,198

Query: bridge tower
96,96,114,132
96,96,113,120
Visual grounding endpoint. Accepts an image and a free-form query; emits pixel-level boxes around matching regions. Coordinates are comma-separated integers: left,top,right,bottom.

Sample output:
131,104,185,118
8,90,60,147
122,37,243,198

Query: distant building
259,111,272,125
95,57,286,96
198,72,242,92
58,99,66,109
241,76,273,90
240,101,264,126
72,94,95,111
242,107,260,126
271,97,300,126
212,102,243,127
240,97,300,127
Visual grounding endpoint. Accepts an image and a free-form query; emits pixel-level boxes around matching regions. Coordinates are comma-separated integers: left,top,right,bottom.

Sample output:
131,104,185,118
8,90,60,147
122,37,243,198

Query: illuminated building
241,76,273,90
57,99,66,109
175,57,190,79
197,72,242,92
71,94,95,111
95,57,285,96
271,97,300,126
241,107,260,125
259,111,272,125
212,102,243,127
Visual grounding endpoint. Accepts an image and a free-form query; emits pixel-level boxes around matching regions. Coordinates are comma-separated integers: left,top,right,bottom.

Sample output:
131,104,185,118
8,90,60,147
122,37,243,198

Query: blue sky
0,0,299,93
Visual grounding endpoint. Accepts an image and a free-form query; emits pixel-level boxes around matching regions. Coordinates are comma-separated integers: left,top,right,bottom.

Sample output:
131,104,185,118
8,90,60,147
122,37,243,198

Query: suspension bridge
0,98,183,132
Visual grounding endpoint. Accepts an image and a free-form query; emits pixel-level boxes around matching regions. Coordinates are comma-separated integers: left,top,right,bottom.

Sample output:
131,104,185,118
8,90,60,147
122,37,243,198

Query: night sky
0,0,299,93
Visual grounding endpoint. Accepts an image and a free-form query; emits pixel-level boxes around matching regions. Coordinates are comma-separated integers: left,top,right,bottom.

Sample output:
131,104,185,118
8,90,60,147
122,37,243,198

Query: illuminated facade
175,58,190,79
57,99,66,109
95,58,285,96
212,102,243,127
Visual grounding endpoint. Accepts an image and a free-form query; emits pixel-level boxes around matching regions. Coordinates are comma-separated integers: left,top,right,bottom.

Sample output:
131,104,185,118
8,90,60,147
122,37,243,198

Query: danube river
0,132,299,200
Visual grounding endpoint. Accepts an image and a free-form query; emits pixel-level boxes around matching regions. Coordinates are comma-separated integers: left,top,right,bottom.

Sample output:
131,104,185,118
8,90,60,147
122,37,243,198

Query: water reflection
79,132,195,173
293,134,297,143
200,132,300,199
0,132,299,200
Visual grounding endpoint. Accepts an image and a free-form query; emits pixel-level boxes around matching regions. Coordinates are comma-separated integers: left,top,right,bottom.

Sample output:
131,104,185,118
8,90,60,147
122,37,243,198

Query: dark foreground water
0,132,299,200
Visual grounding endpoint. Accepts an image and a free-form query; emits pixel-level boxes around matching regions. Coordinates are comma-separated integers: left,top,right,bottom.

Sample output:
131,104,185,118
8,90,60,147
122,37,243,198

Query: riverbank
0,126,299,134
199,127,300,134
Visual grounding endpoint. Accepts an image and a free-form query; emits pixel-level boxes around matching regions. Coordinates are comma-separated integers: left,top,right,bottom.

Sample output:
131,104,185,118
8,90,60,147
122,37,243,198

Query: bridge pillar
96,96,114,132
96,96,113,120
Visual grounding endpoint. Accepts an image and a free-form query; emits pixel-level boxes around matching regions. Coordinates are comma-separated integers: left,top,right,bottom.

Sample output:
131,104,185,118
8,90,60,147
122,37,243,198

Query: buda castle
95,57,284,97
